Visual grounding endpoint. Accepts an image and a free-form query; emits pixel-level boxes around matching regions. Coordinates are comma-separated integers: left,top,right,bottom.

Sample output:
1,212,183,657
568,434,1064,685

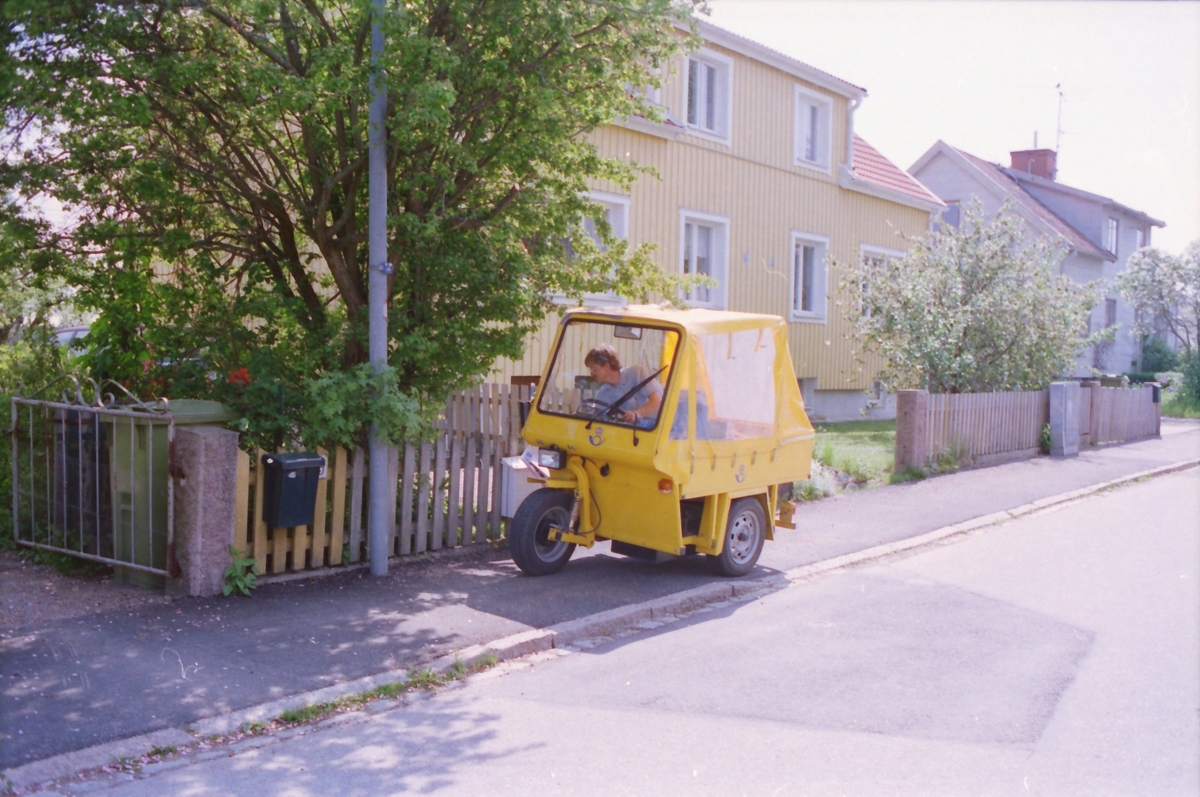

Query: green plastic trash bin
109,400,238,588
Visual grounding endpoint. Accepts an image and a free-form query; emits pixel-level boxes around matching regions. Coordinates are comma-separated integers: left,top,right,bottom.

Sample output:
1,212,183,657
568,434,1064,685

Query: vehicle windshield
539,320,679,429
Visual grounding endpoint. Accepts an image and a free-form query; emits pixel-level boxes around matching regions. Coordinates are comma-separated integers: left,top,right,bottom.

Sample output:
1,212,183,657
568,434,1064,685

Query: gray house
910,141,1165,377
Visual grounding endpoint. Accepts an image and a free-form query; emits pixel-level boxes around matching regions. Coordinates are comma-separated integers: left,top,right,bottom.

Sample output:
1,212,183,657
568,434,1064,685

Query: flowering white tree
841,200,1098,393
1116,241,1200,356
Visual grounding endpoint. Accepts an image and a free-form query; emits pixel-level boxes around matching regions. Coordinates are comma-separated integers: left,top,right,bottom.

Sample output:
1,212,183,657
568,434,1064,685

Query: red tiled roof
953,148,1111,260
852,135,942,206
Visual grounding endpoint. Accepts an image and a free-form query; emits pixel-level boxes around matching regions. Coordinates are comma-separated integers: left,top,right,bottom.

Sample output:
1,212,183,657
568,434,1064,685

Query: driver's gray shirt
595,367,662,416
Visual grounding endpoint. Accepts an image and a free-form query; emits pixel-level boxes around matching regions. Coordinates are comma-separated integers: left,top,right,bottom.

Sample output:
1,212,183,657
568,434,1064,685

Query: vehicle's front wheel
509,488,577,576
709,497,766,577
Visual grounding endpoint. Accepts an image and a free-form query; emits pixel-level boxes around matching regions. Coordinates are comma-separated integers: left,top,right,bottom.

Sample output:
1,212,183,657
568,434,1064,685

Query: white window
1135,227,1145,249
790,232,829,323
859,245,904,317
1105,217,1119,254
684,49,732,141
680,210,729,309
794,86,832,170
625,65,662,106
581,192,629,251
558,192,630,307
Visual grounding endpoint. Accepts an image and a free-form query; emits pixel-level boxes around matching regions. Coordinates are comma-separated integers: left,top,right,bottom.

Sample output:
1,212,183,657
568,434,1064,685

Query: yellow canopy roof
564,304,789,337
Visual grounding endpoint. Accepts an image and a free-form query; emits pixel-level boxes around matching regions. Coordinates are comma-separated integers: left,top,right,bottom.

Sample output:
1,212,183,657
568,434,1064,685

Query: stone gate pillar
1049,382,1080,458
894,389,929,473
170,426,239,597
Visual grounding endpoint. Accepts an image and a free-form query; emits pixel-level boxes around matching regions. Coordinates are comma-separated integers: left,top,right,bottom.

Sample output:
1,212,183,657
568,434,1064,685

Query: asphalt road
92,467,1200,796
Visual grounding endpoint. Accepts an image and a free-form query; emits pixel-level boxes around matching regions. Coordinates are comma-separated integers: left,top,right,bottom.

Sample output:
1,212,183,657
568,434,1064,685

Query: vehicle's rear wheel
709,497,765,577
509,488,577,576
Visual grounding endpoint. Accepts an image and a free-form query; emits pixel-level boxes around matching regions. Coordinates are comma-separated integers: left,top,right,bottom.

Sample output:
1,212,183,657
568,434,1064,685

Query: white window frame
679,209,730,310
790,231,830,323
1134,227,1145,249
683,48,733,143
858,244,905,318
1105,217,1119,254
626,64,662,106
581,191,629,248
555,191,631,308
793,85,832,173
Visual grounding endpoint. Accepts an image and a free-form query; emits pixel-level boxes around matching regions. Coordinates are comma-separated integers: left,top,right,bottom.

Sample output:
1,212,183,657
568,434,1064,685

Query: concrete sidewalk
3,420,1198,781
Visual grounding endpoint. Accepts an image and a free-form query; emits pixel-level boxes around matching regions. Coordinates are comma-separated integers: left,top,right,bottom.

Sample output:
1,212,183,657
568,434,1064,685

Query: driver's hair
584,344,622,371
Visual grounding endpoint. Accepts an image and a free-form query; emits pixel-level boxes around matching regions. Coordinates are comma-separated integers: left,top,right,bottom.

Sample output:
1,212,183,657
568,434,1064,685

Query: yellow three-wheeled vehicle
510,306,816,577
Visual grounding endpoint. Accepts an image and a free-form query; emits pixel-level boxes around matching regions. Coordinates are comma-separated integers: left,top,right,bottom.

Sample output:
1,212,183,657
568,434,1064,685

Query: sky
705,0,1200,253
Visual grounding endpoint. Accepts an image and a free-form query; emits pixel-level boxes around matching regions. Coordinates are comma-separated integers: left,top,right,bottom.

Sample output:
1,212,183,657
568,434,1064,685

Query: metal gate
9,377,176,578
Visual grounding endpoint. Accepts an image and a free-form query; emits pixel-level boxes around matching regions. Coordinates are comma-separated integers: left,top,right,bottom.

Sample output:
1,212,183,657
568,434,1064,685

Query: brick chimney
1010,149,1057,181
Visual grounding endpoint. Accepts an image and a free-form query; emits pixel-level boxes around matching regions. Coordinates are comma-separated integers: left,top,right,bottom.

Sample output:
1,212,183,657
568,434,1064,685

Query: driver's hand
621,410,637,423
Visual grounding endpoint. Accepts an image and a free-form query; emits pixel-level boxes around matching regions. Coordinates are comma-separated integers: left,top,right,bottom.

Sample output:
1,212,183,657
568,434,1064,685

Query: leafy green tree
0,198,77,347
0,200,73,542
1117,241,1200,357
1,0,700,447
840,199,1098,393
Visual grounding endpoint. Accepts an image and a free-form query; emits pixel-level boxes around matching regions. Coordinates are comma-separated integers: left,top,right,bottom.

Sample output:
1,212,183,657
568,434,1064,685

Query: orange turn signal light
657,478,673,494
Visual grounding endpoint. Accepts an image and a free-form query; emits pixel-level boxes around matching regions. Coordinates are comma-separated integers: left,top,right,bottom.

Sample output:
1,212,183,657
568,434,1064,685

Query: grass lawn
811,419,896,485
1162,392,1200,419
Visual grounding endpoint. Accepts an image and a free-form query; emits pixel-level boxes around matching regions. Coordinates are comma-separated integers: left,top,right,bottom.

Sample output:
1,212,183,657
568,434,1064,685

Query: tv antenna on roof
1055,84,1064,153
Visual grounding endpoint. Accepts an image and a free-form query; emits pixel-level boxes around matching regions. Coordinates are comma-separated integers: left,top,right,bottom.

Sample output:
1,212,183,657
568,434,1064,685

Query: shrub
1141,337,1179,372
1,332,67,545
1156,371,1184,391
1181,351,1200,401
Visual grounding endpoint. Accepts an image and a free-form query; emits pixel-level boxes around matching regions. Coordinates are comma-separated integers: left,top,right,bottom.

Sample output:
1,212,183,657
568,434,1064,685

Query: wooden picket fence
234,446,350,575
925,389,1049,465
1086,384,1158,445
901,383,1161,472
233,384,538,575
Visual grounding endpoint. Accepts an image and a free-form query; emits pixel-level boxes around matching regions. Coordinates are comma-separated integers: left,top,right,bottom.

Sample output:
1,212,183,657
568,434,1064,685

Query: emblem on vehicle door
735,464,746,483
588,426,605,447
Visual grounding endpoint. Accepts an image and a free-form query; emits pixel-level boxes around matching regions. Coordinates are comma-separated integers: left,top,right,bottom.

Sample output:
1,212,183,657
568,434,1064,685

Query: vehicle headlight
537,447,566,470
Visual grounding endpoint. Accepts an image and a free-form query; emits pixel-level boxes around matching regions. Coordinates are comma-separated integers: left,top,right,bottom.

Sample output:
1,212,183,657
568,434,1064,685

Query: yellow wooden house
491,19,942,421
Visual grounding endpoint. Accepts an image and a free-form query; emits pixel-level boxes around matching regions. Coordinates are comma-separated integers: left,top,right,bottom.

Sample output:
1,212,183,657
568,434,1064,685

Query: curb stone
1,729,192,793
5,457,1197,793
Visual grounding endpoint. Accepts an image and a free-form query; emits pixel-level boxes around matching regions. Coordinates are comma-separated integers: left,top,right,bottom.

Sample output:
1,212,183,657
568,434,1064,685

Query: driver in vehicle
584,344,663,427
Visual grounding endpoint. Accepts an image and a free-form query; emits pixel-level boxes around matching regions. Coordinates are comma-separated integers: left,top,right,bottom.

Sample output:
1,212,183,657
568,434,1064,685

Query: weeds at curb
20,654,500,796
223,546,260,597
276,655,494,726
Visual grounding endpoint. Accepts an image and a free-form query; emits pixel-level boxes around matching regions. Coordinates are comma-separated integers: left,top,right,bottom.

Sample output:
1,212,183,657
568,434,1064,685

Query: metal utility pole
367,0,391,576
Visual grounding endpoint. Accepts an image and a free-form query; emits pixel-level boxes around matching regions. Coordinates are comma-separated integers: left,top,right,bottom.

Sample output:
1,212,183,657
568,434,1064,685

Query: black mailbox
261,452,324,528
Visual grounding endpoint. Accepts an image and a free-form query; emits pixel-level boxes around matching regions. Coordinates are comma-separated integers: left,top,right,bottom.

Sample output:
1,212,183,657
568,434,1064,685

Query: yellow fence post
329,446,348,566
309,446,330,569
252,448,268,574
234,449,250,555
